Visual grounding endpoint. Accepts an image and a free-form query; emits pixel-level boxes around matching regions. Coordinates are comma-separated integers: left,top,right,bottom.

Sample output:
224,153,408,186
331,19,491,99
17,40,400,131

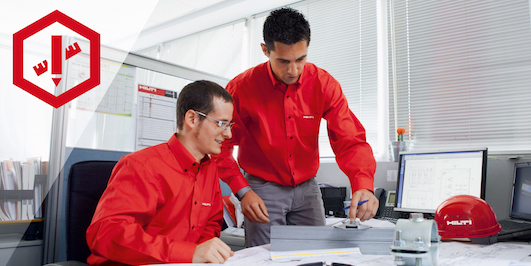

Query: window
138,0,387,159
388,0,531,153
249,0,385,159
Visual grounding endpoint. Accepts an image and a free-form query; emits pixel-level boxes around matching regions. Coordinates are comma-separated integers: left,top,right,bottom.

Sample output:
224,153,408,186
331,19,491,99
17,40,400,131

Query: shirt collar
168,134,210,173
266,61,303,92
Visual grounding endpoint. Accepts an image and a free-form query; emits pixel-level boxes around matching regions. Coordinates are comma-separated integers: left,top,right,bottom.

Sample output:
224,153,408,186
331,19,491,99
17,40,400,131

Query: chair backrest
66,160,117,263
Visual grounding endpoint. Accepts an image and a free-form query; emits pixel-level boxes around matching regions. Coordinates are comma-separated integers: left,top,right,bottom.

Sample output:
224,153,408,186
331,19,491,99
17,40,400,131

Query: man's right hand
192,237,234,264
240,190,270,223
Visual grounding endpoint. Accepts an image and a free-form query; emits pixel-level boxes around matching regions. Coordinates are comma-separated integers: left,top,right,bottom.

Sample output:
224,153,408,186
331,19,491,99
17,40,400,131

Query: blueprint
148,230,531,266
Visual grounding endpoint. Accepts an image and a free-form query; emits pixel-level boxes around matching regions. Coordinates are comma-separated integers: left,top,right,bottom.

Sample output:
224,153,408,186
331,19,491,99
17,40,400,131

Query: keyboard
499,220,531,232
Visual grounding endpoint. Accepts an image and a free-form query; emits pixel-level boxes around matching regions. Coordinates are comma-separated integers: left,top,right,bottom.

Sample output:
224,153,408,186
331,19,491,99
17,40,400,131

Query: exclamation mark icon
51,35,62,86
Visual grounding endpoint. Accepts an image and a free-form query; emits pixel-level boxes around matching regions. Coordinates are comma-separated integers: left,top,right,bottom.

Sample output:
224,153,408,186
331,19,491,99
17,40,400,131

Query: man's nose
287,62,297,75
222,126,232,139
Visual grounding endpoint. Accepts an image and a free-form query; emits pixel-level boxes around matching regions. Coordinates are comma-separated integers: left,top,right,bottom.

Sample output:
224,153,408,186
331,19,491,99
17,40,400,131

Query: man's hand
192,237,234,264
240,190,270,223
349,189,378,222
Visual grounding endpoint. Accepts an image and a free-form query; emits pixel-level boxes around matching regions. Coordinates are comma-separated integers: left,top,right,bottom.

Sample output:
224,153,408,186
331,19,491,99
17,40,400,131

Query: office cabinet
0,234,42,266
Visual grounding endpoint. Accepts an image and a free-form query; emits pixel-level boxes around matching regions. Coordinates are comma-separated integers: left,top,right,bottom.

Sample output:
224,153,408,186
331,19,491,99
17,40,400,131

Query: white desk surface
153,241,531,266
152,218,531,266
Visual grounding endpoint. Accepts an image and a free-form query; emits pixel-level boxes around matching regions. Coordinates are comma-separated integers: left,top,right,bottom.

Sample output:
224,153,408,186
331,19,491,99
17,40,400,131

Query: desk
155,241,531,266
152,218,531,266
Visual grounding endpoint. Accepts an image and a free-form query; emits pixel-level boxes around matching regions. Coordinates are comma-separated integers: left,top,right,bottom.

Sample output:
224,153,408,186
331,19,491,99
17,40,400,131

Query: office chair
45,160,117,266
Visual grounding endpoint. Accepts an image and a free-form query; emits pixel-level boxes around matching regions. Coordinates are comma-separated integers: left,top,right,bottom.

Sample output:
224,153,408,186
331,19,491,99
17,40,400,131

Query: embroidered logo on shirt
202,202,212,207
303,115,315,119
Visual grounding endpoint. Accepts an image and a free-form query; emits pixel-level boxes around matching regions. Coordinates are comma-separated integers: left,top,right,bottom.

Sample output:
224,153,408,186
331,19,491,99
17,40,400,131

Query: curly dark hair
263,7,310,53
176,80,233,131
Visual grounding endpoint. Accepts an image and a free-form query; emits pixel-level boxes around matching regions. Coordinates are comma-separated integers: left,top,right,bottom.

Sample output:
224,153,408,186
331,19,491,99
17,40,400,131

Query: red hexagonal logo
13,10,100,108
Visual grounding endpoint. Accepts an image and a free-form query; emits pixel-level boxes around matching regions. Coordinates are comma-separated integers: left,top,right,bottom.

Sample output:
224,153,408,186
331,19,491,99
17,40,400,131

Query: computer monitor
394,148,487,214
510,162,531,221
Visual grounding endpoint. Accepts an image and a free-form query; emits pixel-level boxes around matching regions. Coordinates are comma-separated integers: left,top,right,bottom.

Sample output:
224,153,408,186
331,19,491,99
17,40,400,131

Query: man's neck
175,132,203,163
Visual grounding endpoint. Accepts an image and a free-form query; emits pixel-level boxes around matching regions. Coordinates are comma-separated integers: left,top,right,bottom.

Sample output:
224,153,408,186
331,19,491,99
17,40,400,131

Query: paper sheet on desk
439,241,531,266
327,217,396,228
222,244,394,266
148,244,394,266
147,241,531,266
361,218,396,228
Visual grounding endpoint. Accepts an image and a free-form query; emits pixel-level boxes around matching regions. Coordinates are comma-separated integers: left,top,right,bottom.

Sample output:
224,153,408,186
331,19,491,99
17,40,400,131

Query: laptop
497,162,531,240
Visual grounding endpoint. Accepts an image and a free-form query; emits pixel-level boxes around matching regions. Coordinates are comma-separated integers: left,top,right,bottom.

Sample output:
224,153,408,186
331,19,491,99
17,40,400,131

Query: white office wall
0,36,54,162
139,20,246,80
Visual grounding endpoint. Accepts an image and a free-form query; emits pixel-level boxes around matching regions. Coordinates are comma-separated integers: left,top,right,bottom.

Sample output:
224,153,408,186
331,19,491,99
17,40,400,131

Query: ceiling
126,0,300,51
1,0,298,52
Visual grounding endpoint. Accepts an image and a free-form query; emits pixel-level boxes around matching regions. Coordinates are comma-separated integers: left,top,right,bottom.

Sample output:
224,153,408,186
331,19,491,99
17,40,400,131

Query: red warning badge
13,10,100,108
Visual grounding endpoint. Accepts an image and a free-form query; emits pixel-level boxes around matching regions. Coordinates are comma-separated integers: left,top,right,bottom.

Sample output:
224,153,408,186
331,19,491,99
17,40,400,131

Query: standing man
87,80,235,265
212,7,378,247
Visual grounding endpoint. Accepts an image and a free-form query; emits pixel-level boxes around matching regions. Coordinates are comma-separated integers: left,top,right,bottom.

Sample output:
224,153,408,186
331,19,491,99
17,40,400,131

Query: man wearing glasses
87,80,235,265
212,8,378,247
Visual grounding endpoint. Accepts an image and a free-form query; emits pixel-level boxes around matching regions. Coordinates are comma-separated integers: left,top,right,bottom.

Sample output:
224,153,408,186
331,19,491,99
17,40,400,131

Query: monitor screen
511,162,531,221
395,148,487,214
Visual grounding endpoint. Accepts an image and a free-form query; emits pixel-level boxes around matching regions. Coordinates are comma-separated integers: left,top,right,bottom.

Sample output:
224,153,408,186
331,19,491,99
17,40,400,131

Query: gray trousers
244,173,326,247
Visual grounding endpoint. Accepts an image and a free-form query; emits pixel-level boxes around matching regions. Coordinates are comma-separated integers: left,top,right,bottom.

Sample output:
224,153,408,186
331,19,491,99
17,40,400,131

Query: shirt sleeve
211,79,251,194
86,158,197,264
322,77,377,194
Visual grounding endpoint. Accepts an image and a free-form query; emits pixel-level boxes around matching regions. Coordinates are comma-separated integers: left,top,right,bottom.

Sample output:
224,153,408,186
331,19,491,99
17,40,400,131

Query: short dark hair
176,80,233,131
263,7,310,52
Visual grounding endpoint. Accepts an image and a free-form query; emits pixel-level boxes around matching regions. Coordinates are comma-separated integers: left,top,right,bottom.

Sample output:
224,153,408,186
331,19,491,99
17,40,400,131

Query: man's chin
283,77,299,85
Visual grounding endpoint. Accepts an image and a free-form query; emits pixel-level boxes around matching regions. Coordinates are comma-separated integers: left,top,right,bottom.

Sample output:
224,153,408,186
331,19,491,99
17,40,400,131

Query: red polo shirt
87,134,222,265
212,61,376,195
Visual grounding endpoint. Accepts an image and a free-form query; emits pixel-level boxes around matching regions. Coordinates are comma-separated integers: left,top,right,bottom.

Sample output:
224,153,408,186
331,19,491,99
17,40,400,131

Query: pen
343,199,368,210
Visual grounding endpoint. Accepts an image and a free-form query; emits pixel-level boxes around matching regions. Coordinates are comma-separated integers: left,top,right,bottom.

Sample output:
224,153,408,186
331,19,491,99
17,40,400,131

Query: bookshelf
0,174,46,223
0,170,47,266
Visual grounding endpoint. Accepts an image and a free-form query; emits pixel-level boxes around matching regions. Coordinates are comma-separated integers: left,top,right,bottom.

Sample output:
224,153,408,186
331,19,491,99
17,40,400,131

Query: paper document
327,217,396,228
439,241,531,265
271,247,361,261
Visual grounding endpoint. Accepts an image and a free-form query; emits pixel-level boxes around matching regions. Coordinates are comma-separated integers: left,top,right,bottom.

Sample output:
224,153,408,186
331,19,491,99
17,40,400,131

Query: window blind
250,0,382,158
388,0,531,153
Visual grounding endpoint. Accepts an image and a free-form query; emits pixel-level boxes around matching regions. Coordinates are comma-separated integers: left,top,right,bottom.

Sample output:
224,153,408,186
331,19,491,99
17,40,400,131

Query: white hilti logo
202,202,211,207
139,85,157,92
303,115,314,119
447,219,472,226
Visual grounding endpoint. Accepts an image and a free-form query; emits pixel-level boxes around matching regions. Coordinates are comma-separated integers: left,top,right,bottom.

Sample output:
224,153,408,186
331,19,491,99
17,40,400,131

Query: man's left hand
349,189,378,222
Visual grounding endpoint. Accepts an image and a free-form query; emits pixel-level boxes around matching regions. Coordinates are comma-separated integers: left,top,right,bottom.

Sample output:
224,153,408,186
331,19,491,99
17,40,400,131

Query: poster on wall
68,54,135,116
136,84,177,151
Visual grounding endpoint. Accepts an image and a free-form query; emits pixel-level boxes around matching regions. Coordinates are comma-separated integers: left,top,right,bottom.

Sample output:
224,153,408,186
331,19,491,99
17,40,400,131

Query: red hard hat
435,195,501,239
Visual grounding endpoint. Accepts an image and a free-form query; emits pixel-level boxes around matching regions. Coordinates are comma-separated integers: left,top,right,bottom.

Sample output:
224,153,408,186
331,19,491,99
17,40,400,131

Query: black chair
46,160,117,266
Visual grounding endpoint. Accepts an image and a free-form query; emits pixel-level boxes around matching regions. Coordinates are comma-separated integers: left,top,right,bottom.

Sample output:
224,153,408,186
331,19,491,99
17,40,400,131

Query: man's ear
261,43,270,58
184,109,197,129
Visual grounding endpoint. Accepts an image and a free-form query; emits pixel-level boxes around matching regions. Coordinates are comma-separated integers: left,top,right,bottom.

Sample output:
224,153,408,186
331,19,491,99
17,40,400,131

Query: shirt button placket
285,87,296,179
190,168,199,233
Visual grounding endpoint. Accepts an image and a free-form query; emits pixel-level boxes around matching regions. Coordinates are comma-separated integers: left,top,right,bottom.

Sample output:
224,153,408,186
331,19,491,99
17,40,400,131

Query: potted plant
391,128,408,161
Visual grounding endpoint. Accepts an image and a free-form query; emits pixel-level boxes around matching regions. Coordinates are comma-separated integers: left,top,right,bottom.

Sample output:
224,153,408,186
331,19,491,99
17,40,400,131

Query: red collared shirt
212,61,376,194
87,134,222,265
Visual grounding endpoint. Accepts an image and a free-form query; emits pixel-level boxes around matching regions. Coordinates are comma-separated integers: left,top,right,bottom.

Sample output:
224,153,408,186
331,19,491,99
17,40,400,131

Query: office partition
43,39,229,263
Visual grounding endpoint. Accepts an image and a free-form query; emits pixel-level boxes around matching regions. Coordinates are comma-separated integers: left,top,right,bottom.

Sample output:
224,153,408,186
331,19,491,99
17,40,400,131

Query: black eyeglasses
194,111,234,131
